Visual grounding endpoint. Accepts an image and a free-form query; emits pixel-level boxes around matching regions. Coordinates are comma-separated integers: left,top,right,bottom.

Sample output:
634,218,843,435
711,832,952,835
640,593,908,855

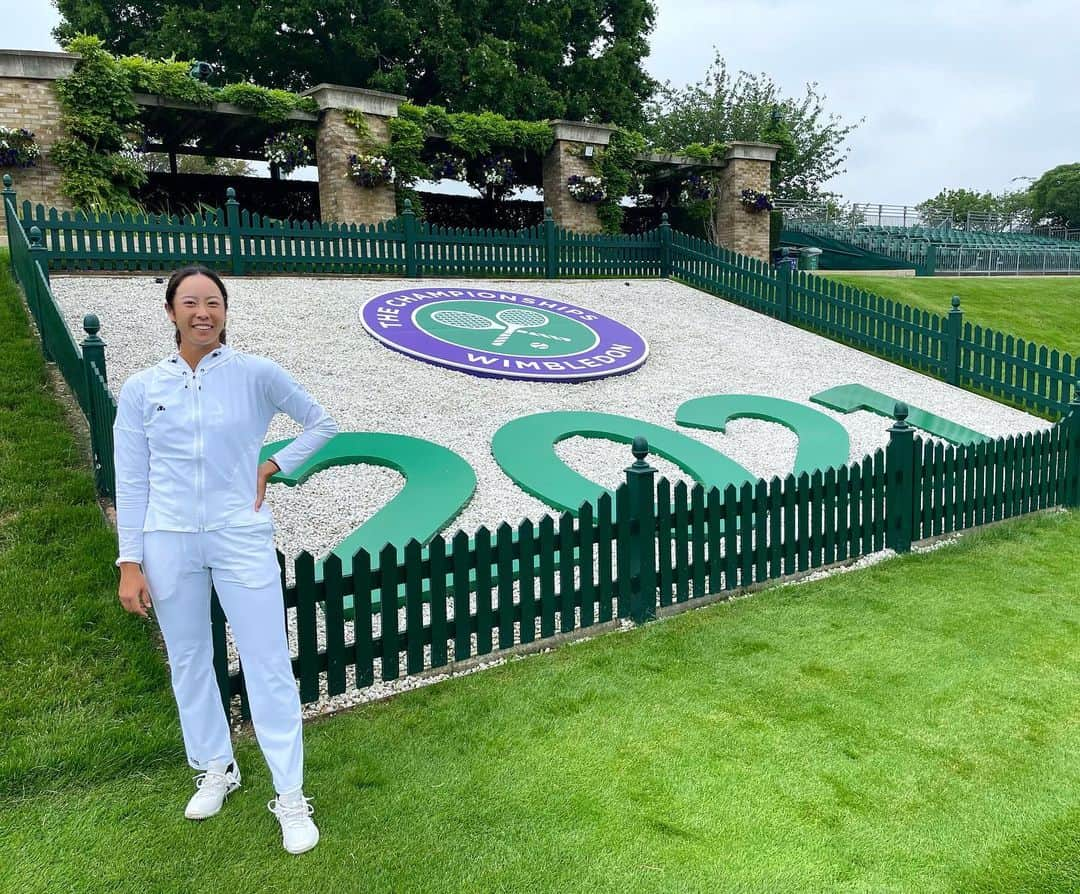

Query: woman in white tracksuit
113,265,337,855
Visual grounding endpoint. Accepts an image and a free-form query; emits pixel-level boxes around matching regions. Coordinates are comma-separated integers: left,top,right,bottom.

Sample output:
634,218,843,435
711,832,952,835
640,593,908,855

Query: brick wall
541,141,602,233
715,157,773,261
315,109,396,224
0,78,69,246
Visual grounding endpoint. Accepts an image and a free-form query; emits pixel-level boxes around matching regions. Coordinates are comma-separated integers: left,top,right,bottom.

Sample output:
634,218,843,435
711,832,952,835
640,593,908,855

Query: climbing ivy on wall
594,129,647,233
374,103,728,235
51,35,319,210
51,35,746,228
51,36,147,211
349,103,557,216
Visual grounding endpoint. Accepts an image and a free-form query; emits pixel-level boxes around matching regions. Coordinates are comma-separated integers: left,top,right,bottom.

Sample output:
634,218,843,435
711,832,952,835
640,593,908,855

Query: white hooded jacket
112,345,338,565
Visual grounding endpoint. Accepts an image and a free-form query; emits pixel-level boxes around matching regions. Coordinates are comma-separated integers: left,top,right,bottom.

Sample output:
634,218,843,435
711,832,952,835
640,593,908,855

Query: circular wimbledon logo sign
360,287,648,381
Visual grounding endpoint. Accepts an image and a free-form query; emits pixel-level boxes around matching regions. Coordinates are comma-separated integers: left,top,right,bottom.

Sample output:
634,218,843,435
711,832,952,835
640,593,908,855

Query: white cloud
648,0,1080,202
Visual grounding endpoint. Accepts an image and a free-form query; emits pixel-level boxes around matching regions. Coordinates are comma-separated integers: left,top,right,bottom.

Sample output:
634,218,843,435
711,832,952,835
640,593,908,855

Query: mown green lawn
822,274,1080,357
2,250,1079,893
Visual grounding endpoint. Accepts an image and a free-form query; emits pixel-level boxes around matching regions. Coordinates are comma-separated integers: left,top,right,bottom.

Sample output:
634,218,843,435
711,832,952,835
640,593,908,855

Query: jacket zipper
193,369,205,531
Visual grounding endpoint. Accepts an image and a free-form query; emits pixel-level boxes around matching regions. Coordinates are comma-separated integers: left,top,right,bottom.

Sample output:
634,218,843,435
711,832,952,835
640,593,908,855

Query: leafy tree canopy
54,0,658,128
916,187,1032,230
1028,163,1080,227
140,154,254,176
643,51,860,201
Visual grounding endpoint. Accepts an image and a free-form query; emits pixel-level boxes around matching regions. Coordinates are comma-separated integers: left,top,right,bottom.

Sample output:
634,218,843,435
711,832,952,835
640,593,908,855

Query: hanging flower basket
263,132,313,174
429,152,467,182
566,174,606,203
347,153,395,188
476,154,516,192
678,174,713,204
0,127,40,168
740,188,775,213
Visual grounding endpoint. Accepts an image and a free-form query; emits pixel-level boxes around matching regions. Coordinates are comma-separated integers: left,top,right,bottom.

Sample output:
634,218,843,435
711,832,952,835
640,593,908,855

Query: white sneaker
184,760,241,820
268,791,320,855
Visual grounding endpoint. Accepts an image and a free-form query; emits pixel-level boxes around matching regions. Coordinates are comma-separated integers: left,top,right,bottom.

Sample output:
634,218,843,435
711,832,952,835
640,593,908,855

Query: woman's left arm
263,363,339,476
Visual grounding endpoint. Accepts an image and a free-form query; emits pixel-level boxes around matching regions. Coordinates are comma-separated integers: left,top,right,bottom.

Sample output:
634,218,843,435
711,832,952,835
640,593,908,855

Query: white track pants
142,526,303,795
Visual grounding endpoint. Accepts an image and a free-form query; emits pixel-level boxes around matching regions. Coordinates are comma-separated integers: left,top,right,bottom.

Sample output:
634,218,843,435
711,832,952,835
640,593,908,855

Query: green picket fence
911,427,1072,540
19,188,667,280
216,412,1079,722
4,188,118,497
668,231,1079,419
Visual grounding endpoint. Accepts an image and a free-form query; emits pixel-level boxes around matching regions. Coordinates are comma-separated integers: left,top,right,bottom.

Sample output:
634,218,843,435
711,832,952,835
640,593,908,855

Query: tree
644,52,861,201
916,187,1031,230
917,188,998,228
1028,163,1080,227
53,0,658,128
140,154,254,176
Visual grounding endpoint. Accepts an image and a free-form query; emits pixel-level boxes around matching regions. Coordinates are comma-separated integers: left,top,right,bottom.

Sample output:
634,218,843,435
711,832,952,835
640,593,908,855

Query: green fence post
1065,380,1080,508
28,227,51,360
885,402,916,553
2,174,15,275
625,436,658,623
81,313,108,386
225,187,243,276
544,207,557,280
402,198,418,277
659,212,672,278
777,264,792,323
945,295,963,385
81,314,110,493
29,224,49,286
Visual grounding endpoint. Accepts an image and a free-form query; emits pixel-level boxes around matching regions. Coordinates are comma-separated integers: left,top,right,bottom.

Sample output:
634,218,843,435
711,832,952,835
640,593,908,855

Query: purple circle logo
360,287,649,381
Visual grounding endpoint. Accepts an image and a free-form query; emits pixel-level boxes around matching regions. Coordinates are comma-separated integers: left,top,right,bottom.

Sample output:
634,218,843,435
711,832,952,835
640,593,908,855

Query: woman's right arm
113,377,152,617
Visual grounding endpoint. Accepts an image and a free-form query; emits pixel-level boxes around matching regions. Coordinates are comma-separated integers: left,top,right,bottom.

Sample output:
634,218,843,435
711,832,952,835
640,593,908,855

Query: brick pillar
541,120,618,234
0,50,79,246
715,141,780,261
302,85,405,225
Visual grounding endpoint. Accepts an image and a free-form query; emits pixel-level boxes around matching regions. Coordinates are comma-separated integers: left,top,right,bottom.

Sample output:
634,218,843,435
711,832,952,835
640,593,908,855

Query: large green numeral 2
260,432,476,578
491,411,757,515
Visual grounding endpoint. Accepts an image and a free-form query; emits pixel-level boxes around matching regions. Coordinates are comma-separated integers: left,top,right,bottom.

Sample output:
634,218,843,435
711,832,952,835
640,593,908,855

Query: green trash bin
797,247,822,271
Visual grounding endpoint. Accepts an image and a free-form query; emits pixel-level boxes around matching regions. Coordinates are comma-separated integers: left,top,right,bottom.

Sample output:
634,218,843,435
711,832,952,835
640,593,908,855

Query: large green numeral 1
810,384,989,445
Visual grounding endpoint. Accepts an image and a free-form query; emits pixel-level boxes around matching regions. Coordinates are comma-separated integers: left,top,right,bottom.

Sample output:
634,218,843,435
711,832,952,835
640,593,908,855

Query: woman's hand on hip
255,458,281,511
118,563,152,618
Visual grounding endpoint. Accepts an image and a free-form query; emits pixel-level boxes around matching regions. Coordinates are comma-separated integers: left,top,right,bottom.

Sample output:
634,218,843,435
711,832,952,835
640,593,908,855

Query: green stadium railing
786,218,1080,275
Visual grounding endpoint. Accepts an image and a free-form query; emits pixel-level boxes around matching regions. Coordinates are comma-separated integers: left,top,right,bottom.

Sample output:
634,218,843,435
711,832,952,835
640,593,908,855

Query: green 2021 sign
260,384,985,580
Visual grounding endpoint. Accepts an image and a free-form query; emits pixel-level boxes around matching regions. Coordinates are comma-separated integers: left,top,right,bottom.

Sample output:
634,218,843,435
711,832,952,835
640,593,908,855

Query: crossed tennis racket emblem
429,308,572,348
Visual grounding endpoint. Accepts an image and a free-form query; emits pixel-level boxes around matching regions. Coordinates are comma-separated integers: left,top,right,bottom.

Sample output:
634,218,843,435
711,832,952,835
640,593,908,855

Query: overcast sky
4,0,1077,205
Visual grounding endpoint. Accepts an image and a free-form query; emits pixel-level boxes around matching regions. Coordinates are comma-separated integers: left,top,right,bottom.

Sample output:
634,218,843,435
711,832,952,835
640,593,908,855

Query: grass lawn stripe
822,274,1080,357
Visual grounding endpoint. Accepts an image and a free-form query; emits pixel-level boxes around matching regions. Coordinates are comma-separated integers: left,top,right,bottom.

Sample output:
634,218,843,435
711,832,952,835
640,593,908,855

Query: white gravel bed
53,275,1047,566
52,274,1051,715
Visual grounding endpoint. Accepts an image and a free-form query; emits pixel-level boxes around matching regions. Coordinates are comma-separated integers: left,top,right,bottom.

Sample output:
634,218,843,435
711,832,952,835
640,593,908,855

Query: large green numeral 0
491,411,757,515
492,398,851,515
